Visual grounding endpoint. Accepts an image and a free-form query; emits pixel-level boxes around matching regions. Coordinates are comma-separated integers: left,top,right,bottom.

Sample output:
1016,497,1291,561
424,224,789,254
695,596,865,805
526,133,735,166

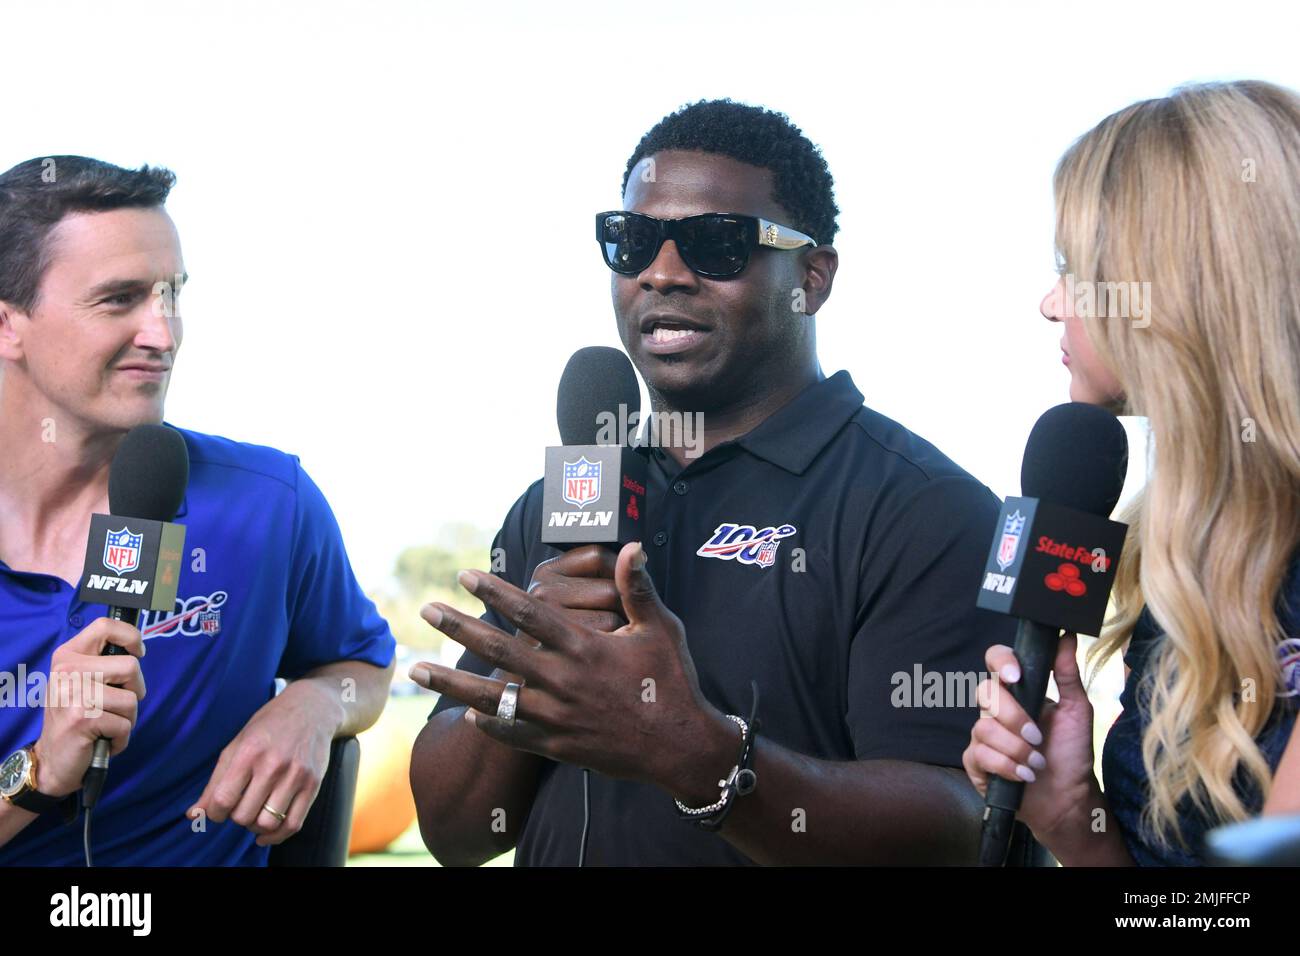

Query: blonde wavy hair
1054,80,1300,851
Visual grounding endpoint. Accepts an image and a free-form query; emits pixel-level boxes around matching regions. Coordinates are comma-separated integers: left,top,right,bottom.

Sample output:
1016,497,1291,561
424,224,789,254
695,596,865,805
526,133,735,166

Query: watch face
0,750,30,798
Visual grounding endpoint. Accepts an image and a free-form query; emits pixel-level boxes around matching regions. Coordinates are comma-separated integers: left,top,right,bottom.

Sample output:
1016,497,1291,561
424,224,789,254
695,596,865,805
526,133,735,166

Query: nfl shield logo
996,510,1026,571
199,609,221,635
562,457,602,509
103,527,143,575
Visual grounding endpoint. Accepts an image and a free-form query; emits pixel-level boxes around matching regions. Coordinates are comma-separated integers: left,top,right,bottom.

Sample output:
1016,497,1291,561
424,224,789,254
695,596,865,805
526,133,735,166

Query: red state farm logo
1045,562,1086,597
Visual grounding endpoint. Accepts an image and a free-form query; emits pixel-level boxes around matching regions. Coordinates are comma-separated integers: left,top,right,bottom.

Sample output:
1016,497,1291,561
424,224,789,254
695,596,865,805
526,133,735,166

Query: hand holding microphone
77,424,189,812
970,402,1129,865
29,619,146,802
529,545,627,634
963,632,1101,855
532,346,645,632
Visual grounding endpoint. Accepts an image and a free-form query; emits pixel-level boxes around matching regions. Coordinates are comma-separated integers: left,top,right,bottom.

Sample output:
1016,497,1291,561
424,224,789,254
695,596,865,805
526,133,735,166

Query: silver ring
497,682,521,723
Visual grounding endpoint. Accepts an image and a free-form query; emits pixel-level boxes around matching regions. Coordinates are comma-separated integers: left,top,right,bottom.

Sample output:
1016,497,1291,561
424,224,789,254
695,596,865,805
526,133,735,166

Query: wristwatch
0,744,70,815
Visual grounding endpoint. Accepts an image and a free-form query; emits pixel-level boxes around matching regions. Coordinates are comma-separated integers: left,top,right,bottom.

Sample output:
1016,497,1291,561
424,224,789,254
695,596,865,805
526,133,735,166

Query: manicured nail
408,665,429,686
1027,750,1046,771
1015,764,1036,783
422,604,443,627
457,569,479,593
1000,663,1021,683
1021,722,1043,746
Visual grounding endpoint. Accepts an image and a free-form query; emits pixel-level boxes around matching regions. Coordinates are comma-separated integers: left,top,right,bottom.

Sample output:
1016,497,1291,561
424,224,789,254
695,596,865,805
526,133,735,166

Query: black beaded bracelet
674,681,761,831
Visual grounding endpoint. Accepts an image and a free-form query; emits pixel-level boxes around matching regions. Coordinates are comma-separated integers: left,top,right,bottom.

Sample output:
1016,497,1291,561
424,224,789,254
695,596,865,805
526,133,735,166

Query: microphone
1204,815,1300,866
541,346,647,550
975,403,1129,866
77,424,190,810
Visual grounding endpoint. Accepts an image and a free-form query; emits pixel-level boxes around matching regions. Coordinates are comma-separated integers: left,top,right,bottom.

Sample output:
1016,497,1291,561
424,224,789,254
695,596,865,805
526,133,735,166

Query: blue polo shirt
0,426,395,866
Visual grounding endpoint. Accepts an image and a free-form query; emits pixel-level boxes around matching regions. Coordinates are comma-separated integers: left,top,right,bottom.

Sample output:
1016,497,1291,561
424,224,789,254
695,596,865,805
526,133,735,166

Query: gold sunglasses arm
757,218,818,250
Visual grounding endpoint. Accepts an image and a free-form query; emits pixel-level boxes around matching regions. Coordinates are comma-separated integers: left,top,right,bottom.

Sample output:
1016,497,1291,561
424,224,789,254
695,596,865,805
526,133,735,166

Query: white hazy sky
5,0,1297,589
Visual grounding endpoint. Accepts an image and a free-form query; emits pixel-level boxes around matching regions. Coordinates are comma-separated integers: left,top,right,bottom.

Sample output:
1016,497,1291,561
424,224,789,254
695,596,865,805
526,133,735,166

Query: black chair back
268,736,360,867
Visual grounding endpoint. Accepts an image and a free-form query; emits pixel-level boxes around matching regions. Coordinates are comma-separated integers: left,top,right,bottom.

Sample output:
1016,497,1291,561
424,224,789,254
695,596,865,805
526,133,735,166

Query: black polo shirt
430,370,1015,865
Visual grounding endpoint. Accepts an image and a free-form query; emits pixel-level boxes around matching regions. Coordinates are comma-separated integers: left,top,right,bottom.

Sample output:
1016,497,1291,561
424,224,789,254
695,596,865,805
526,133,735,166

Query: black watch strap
10,786,71,815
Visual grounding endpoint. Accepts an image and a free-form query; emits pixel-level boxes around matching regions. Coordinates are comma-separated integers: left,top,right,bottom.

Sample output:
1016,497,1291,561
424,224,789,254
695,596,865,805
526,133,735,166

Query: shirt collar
734,369,864,475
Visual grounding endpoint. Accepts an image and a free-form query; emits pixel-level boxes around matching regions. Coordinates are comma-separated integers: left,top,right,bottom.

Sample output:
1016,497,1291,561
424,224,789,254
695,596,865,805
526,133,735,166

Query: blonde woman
961,80,1300,865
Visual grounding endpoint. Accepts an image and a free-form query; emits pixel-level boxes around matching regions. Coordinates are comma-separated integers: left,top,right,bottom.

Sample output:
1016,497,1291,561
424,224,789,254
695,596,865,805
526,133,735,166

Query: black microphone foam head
108,424,190,521
556,346,641,446
1021,402,1129,516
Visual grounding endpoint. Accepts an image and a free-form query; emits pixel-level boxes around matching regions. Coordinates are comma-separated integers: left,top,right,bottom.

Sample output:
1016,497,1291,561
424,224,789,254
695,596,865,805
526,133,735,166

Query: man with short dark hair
0,156,396,864
409,100,1015,865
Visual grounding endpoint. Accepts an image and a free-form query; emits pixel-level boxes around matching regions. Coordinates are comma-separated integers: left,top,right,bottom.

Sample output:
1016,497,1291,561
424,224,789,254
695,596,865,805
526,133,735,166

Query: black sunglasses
595,210,817,278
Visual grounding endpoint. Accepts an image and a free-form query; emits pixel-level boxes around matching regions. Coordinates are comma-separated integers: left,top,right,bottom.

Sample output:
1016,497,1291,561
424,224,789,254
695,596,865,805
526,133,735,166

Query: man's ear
0,300,29,362
798,245,838,317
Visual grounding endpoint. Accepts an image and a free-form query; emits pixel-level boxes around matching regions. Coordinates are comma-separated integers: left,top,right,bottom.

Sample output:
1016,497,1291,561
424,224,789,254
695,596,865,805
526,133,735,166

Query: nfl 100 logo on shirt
696,522,797,569
138,589,229,639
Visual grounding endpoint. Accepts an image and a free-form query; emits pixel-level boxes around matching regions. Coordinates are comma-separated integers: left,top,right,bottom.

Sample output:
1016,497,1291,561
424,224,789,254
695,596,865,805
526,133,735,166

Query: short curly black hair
622,98,839,246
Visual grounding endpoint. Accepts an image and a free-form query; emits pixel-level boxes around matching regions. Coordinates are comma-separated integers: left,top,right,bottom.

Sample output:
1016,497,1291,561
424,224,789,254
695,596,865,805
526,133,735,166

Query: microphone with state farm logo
975,402,1129,867
76,424,189,815
541,346,647,550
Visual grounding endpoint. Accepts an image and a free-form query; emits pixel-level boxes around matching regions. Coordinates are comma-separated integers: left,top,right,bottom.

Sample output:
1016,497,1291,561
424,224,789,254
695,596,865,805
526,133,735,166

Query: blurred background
4,0,1296,863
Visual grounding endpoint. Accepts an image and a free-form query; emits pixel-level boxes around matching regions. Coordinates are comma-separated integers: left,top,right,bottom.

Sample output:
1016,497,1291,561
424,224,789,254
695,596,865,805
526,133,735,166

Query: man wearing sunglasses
411,100,1014,865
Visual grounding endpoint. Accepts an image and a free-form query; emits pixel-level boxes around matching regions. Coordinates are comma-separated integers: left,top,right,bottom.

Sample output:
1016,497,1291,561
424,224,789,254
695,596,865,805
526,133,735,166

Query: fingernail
408,665,429,686
630,543,646,571
464,709,478,727
1000,663,1021,683
457,569,479,593
1021,722,1043,746
1015,764,1036,783
1027,750,1047,771
422,604,443,627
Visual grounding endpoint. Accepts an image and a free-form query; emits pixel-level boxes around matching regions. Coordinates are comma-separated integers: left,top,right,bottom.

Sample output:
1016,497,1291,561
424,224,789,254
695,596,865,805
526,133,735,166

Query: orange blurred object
348,708,418,855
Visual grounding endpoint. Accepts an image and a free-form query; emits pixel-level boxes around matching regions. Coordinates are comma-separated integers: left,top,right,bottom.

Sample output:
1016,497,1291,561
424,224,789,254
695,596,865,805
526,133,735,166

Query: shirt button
69,615,83,628
653,530,668,546
673,480,689,496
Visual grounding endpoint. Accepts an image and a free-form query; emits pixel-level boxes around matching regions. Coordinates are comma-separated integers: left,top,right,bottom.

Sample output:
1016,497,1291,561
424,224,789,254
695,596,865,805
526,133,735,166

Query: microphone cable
578,768,591,866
